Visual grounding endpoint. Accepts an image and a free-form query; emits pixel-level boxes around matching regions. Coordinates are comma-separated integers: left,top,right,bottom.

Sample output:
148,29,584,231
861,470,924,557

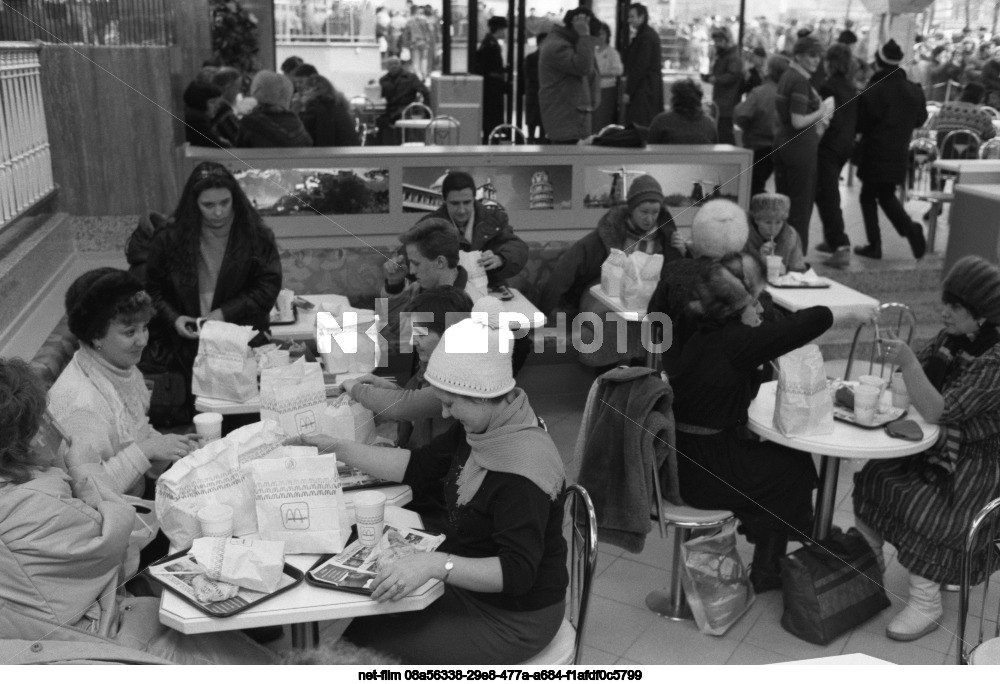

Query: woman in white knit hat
305,297,567,664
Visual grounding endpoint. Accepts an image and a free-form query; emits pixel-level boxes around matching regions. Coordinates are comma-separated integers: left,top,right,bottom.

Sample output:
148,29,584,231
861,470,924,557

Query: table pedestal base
813,455,841,541
645,589,692,621
290,622,320,649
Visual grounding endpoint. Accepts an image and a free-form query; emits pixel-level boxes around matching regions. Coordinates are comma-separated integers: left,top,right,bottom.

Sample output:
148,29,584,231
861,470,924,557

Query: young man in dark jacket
854,40,928,260
702,26,743,144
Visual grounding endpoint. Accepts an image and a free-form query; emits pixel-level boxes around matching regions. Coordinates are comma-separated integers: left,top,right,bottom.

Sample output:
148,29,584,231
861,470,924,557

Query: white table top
766,279,879,323
393,119,434,129
932,159,1000,174
747,381,939,459
588,284,645,322
494,287,547,329
158,503,440,635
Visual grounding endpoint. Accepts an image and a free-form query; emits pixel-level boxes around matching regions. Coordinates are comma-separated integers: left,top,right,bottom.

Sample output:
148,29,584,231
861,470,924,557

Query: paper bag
191,536,286,594
459,250,490,291
619,251,663,310
601,248,627,296
250,452,351,554
323,393,378,444
191,320,259,402
773,344,834,437
316,311,382,375
225,419,290,470
155,439,258,549
260,359,327,437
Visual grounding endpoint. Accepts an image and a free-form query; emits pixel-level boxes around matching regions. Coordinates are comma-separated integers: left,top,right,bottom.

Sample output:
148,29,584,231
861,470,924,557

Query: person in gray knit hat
853,255,1000,642
306,297,568,664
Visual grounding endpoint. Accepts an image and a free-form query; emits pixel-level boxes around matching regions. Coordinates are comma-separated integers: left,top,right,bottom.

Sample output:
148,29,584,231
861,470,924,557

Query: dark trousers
774,137,818,252
814,148,851,250
717,115,735,145
750,146,774,196
860,181,913,248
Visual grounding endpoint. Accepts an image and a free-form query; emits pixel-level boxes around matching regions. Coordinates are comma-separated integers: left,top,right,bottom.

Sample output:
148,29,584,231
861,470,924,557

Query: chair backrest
981,105,1000,119
596,124,624,137
349,96,378,146
400,101,433,120
844,302,917,381
958,495,1000,664
980,139,1000,159
487,123,529,145
425,115,460,145
940,128,983,160
563,483,598,665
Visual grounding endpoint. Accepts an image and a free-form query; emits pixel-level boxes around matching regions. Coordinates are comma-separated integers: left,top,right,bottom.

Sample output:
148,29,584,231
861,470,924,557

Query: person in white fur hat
305,297,567,664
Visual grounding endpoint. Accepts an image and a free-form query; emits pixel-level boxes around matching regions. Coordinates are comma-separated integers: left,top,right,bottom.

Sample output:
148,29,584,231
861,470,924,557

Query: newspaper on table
307,524,445,595
148,552,297,615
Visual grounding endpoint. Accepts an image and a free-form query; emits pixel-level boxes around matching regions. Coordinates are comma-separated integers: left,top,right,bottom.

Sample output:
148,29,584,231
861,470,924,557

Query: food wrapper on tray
191,574,240,603
191,536,286,594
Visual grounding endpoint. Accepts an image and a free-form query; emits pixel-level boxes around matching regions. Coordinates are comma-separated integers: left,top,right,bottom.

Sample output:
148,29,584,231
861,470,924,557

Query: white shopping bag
322,394,378,445
250,452,351,554
619,251,663,310
773,344,835,437
191,320,259,402
459,250,490,291
259,359,327,437
155,439,258,549
601,248,628,296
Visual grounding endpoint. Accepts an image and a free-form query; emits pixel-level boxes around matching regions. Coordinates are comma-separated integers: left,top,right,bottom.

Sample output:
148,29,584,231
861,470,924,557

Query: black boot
749,531,788,593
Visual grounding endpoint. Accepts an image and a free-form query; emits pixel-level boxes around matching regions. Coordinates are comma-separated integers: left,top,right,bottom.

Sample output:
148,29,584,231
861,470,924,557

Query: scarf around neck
74,344,151,444
457,389,565,506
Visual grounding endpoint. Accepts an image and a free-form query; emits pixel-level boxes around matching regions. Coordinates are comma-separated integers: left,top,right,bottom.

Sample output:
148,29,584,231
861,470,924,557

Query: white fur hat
424,296,515,399
690,199,750,257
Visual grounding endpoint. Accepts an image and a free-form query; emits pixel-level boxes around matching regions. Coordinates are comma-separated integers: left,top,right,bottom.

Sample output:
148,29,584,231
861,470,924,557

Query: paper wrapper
192,574,240,603
191,536,286,594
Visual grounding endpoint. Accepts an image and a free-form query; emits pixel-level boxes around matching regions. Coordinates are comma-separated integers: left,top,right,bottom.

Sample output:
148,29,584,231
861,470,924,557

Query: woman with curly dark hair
145,161,282,375
299,73,361,146
647,78,718,144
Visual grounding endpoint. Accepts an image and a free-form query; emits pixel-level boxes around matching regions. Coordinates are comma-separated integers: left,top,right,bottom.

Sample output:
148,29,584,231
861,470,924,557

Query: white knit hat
424,296,515,398
690,198,750,257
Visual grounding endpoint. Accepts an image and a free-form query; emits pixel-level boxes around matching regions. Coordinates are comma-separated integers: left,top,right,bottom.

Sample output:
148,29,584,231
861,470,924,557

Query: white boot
886,573,943,642
854,519,886,575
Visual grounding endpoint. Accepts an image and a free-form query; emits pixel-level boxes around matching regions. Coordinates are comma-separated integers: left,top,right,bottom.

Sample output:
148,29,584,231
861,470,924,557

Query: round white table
747,381,940,539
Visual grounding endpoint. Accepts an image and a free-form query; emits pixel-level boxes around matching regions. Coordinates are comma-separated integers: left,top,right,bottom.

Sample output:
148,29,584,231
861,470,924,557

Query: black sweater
403,423,568,611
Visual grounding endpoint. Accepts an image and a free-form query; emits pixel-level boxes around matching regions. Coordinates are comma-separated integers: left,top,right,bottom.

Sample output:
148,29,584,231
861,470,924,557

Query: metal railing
0,44,54,228
0,0,173,46
275,0,376,44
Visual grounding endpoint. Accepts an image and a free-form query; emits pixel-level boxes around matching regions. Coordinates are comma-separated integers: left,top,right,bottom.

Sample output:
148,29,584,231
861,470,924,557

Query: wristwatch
443,555,454,583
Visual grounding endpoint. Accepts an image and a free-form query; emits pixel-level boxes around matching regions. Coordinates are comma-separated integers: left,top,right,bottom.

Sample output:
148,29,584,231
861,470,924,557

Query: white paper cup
277,288,295,318
858,375,888,411
353,490,386,548
853,385,880,425
193,412,223,442
766,255,783,281
197,504,234,538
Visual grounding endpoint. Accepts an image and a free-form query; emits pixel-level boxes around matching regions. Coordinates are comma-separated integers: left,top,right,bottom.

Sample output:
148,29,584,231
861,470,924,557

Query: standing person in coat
524,32,546,143
538,7,600,144
813,44,859,269
145,162,282,378
702,26,743,144
622,3,663,128
773,36,833,253
476,16,509,143
734,54,788,196
853,40,928,260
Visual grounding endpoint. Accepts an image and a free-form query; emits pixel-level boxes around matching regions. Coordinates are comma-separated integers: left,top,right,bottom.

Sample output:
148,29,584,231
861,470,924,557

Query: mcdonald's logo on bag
281,501,311,529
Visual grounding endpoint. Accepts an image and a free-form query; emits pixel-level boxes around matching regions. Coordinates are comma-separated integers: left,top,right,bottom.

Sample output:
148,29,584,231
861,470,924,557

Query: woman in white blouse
593,21,624,133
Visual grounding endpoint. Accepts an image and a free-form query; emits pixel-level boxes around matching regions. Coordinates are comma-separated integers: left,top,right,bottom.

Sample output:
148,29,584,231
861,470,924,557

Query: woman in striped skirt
853,256,1000,642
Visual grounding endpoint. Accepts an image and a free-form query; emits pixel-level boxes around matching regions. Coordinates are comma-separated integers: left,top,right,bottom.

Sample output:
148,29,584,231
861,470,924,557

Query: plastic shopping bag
680,523,755,636
773,344,834,437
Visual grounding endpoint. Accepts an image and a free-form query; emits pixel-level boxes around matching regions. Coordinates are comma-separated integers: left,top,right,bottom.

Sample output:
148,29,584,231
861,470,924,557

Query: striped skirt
852,434,1000,584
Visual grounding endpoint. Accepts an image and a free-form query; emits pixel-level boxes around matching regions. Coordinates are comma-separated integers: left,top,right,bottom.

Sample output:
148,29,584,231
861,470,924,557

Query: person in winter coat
648,78,718,144
734,54,789,196
702,26,743,144
814,44,859,269
234,70,312,147
299,74,360,147
476,16,509,143
0,358,274,664
540,175,684,367
622,3,663,127
853,40,928,261
376,57,431,144
420,171,528,287
853,257,1000,643
538,7,600,144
